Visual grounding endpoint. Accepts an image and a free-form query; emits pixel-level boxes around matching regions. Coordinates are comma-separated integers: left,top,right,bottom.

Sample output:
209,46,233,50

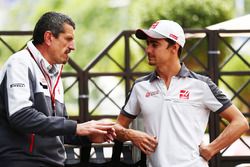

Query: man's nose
145,45,151,54
69,41,75,50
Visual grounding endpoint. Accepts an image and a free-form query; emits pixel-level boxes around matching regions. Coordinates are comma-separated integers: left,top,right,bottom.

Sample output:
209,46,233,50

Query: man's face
145,38,171,66
49,23,75,64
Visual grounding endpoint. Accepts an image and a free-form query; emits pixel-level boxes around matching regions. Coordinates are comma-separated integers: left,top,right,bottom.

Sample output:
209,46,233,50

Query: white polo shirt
121,63,231,167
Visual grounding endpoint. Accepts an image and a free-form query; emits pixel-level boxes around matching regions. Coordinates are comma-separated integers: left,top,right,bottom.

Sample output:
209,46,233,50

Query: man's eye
152,43,157,47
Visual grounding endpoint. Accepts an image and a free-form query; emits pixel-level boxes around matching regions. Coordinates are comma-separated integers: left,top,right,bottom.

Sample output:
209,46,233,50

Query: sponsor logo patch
179,90,189,99
10,83,25,88
150,21,160,29
145,90,159,97
169,33,178,40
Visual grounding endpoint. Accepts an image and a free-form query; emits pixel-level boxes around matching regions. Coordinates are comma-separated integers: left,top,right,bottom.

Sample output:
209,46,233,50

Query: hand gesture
199,141,213,161
88,128,115,143
76,120,116,143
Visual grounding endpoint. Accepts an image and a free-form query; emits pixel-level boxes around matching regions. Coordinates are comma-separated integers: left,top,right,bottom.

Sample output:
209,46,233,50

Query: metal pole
124,32,131,95
78,70,90,122
207,30,221,167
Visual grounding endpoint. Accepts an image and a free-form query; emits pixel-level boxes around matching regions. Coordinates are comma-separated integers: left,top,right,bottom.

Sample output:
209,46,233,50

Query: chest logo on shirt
145,90,159,97
179,90,190,99
10,83,25,88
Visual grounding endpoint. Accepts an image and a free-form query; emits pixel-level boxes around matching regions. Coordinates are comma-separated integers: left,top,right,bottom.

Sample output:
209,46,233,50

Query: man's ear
44,31,53,46
170,43,179,55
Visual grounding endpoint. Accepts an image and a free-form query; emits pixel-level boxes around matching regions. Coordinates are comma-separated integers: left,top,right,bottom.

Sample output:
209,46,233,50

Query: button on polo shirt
121,63,231,167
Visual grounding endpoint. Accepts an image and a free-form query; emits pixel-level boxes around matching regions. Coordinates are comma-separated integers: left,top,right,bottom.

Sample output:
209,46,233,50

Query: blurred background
0,0,249,67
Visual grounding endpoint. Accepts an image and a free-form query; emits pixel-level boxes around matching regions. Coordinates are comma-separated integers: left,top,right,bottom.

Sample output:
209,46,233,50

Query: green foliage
220,54,250,112
137,0,234,28
0,0,235,70
1,0,133,69
245,0,250,12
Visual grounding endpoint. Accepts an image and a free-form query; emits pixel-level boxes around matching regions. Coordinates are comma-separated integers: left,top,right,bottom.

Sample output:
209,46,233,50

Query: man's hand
115,124,158,155
200,105,249,161
199,142,214,161
129,130,158,155
114,121,158,156
76,120,116,143
88,130,115,143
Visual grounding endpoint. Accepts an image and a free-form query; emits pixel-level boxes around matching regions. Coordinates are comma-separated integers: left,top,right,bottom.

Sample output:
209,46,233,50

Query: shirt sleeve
121,83,140,119
203,77,232,113
6,57,33,116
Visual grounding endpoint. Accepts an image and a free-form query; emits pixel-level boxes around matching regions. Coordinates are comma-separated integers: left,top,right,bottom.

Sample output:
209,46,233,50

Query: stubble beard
62,57,69,64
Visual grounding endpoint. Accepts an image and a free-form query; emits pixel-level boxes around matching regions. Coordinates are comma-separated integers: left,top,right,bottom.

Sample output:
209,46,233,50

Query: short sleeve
120,84,140,119
203,77,232,113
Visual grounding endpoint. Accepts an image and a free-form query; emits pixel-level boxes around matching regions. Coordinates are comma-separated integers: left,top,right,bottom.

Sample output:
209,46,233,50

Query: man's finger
95,121,115,126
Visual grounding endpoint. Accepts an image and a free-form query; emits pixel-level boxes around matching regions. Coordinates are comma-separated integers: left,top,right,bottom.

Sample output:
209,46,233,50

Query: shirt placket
156,77,175,100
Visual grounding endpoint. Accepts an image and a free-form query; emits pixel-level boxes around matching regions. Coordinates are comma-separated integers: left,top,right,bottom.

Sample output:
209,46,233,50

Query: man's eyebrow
146,39,159,44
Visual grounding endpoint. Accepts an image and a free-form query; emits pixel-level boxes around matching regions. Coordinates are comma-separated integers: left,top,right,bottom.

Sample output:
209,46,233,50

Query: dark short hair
32,11,75,45
165,38,182,58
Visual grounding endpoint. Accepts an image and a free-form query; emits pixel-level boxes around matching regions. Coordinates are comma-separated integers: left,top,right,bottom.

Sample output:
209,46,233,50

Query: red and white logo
150,21,160,29
169,33,178,40
179,90,189,99
145,90,159,97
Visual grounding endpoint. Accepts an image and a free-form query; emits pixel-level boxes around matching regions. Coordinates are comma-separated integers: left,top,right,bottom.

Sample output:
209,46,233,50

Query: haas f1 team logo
179,90,190,99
